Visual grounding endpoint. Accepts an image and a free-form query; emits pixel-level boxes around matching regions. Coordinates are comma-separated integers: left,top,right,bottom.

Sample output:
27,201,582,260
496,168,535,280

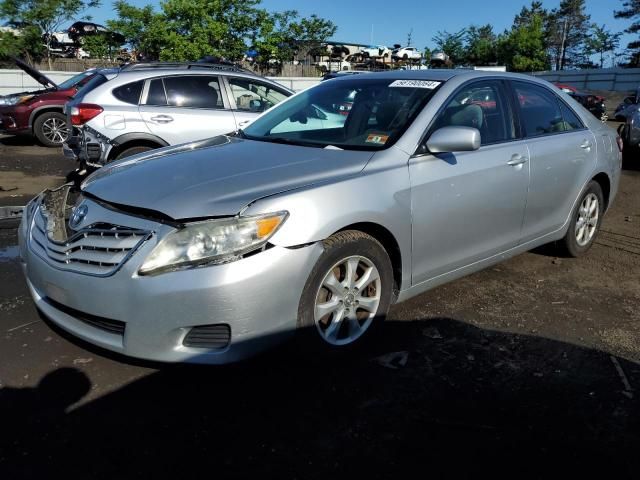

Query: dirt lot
0,133,639,478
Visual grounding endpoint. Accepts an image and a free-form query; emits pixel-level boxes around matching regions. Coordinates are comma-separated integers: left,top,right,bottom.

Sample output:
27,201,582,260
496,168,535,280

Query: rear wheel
560,181,604,257
298,231,393,349
34,112,68,147
114,145,154,160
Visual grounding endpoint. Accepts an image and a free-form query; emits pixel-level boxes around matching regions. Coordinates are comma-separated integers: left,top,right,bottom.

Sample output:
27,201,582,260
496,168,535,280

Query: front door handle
150,115,174,124
507,154,528,166
580,140,592,149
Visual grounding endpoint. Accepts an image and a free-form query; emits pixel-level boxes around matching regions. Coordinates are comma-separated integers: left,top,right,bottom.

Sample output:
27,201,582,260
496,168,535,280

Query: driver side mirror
423,126,481,154
249,99,263,112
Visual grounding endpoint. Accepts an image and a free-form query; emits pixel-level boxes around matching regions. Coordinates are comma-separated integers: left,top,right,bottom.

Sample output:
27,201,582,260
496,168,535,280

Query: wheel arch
334,222,403,297
592,172,611,210
108,133,169,160
29,105,64,130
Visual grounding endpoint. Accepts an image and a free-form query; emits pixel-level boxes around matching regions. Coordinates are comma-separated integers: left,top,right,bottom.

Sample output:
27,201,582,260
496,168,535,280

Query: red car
0,58,100,146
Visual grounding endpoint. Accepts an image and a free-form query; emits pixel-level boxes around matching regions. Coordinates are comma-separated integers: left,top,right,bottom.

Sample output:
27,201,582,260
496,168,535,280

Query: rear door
138,75,236,145
510,80,597,243
223,76,290,129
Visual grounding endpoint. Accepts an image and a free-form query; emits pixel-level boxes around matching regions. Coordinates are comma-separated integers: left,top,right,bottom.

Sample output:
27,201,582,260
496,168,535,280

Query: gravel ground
0,133,639,478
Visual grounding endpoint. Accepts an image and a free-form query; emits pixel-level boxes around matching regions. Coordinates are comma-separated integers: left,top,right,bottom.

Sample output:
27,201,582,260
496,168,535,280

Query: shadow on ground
1,317,638,479
0,134,40,147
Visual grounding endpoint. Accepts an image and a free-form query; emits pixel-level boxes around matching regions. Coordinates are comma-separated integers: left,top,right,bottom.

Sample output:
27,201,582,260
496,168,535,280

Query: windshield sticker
366,134,389,145
389,80,441,89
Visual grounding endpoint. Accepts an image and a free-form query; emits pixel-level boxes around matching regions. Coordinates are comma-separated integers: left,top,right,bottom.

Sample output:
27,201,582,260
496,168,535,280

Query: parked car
0,58,116,146
360,45,390,58
619,104,640,152
20,70,621,364
63,62,293,168
315,58,352,73
614,95,638,121
568,91,608,122
392,47,422,61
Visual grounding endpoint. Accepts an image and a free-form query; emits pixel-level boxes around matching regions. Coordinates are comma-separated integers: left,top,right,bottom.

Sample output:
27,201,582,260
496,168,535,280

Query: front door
409,80,530,284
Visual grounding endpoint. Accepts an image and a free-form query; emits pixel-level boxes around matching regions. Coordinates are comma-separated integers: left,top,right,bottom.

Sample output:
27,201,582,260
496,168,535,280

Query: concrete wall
0,69,320,96
532,68,640,93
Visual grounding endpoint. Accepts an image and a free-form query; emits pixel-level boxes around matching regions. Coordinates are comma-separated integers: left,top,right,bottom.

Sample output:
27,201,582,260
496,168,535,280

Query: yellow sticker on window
366,134,389,145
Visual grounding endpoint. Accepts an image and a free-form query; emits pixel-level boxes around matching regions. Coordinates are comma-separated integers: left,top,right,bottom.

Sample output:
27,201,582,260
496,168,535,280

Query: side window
227,78,289,112
432,81,513,145
513,82,566,137
112,81,143,105
163,76,224,109
146,79,167,106
558,101,584,131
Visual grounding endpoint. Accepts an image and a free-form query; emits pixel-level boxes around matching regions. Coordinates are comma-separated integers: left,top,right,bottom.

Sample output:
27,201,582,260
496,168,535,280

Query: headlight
139,211,288,275
0,95,35,106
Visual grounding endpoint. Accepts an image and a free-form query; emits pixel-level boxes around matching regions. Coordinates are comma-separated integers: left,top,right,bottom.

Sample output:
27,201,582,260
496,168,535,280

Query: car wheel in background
561,181,604,257
34,112,68,147
298,230,393,349
115,145,154,160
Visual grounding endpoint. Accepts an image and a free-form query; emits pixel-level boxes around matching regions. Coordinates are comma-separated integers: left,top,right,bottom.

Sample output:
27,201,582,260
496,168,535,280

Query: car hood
82,136,374,220
14,57,58,90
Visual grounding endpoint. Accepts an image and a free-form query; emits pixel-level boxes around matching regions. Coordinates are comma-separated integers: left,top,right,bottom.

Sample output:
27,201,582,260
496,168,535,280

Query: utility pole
558,19,568,70
370,24,374,45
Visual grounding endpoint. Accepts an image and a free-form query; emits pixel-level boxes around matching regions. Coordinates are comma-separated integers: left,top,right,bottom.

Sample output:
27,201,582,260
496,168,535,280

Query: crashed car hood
82,136,374,219
14,57,58,90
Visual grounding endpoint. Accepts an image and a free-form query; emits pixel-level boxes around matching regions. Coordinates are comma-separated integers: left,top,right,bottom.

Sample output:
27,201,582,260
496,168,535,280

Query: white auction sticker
389,80,441,89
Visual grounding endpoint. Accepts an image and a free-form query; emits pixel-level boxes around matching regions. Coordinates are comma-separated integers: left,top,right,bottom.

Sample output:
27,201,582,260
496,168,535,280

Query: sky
87,0,635,55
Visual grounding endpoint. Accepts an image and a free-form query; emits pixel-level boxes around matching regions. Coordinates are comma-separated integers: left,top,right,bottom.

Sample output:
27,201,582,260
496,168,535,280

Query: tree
251,10,336,69
465,24,497,66
514,1,549,28
0,0,101,67
431,29,466,65
584,24,621,68
0,25,43,62
497,10,550,72
547,0,591,70
107,1,166,60
615,0,640,67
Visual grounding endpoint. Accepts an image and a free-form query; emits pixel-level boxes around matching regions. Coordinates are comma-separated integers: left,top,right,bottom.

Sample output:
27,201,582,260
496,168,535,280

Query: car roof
327,69,553,85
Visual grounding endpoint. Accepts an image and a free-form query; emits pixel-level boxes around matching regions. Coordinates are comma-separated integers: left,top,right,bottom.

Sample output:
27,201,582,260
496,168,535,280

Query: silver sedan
19,70,622,363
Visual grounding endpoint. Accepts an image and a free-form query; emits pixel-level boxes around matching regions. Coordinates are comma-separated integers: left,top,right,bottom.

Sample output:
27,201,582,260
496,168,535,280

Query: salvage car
0,58,116,146
20,70,622,364
391,47,422,61
64,62,293,167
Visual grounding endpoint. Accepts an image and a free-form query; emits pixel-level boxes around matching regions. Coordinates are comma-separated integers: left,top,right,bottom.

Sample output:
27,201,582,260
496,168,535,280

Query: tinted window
146,79,167,106
163,76,223,109
513,82,565,137
113,81,143,105
228,78,289,112
432,81,513,145
558,102,584,131
72,74,107,99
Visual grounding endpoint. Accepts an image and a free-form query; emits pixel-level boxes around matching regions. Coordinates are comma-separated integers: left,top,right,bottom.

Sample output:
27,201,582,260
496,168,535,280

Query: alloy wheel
575,192,599,247
314,255,381,346
41,117,68,144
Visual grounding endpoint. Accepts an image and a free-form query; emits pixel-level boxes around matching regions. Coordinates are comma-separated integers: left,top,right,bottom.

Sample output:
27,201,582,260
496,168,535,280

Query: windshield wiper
249,135,325,148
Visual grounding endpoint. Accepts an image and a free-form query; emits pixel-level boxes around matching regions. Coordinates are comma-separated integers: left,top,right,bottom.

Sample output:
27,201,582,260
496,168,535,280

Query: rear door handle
507,154,528,166
150,115,174,124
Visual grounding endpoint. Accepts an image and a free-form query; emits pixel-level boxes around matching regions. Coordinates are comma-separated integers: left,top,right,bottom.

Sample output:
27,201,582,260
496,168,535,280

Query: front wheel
560,181,604,257
298,231,393,348
34,112,68,147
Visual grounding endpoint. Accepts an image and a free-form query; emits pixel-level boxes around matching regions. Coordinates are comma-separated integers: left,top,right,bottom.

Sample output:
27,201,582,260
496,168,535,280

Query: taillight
616,135,624,152
70,103,103,125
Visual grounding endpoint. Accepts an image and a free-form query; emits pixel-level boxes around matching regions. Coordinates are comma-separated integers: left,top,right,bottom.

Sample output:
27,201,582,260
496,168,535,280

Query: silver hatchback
20,70,622,364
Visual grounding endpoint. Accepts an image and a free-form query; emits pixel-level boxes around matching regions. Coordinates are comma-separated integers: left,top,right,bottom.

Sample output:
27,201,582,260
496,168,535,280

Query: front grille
183,324,231,349
29,188,152,276
43,297,126,336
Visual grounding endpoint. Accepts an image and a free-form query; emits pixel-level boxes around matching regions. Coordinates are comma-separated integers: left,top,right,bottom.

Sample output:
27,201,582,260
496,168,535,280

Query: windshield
57,71,94,91
242,78,442,150
71,74,107,99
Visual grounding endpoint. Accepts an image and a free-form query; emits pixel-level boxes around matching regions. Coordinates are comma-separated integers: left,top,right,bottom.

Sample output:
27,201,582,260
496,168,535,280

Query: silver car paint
21,70,622,363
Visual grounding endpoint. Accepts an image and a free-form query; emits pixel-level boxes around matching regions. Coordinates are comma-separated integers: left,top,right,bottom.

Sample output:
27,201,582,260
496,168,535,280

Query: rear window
513,81,565,137
113,81,144,105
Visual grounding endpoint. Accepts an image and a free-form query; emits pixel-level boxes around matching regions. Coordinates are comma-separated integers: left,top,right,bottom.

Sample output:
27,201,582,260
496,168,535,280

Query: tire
560,181,604,257
114,145,154,160
297,230,394,350
33,112,68,147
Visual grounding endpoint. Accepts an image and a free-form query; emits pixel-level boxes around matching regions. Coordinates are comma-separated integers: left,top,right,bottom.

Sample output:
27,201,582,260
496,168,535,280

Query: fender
28,105,64,128
110,132,170,148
